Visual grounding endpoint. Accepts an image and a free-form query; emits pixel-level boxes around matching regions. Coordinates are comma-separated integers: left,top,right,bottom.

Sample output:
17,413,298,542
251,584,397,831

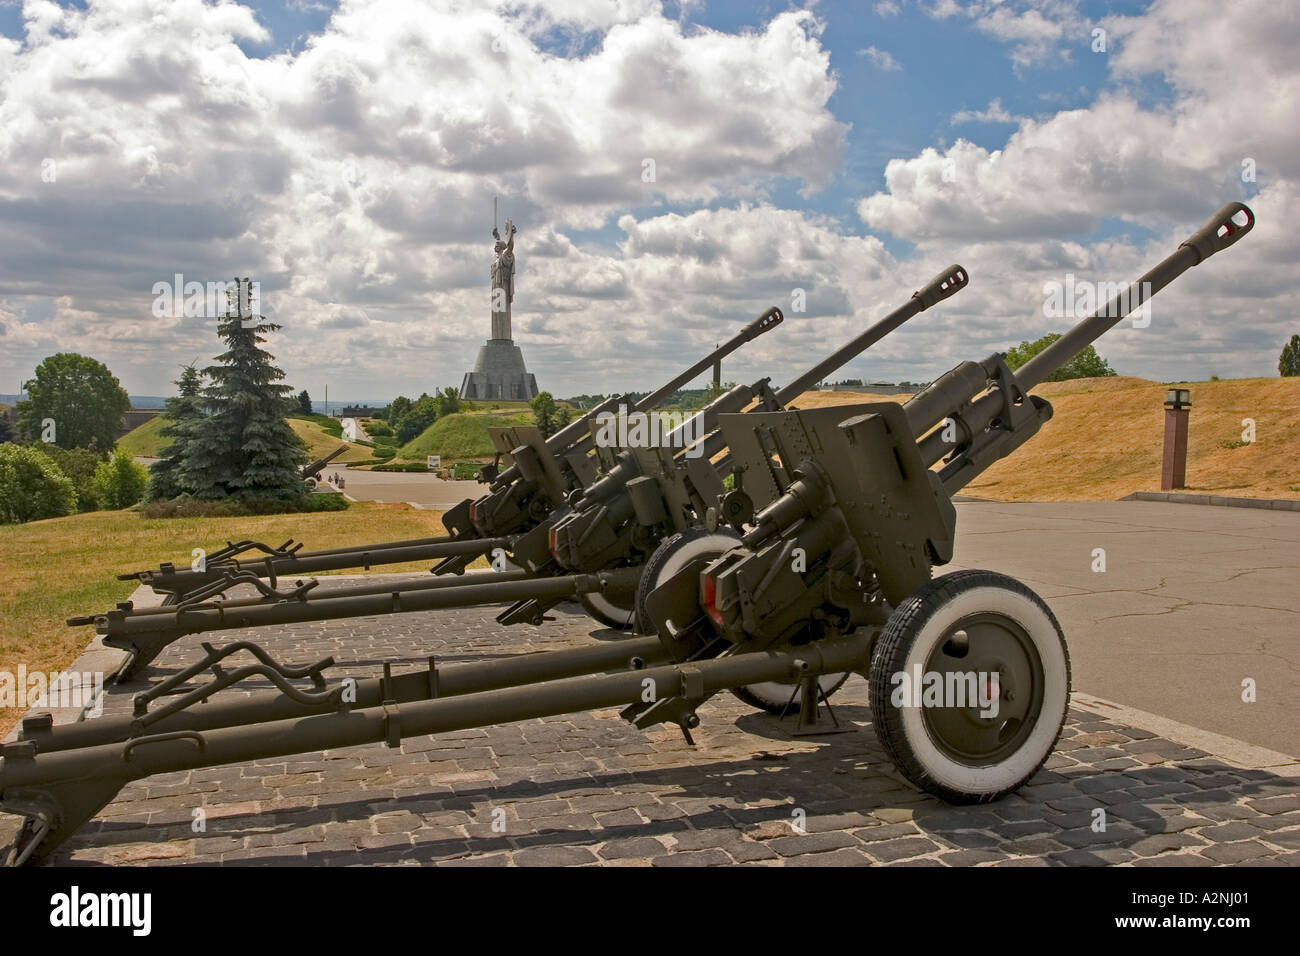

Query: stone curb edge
1121,491,1300,511
1072,691,1300,776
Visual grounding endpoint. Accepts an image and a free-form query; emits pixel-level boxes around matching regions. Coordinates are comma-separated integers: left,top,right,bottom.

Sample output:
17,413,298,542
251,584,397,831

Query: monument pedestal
460,338,538,401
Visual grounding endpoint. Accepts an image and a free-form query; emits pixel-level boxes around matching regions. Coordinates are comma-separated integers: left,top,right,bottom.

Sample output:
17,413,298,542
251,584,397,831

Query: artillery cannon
301,445,348,486
70,266,970,687
85,306,788,675
0,202,1254,865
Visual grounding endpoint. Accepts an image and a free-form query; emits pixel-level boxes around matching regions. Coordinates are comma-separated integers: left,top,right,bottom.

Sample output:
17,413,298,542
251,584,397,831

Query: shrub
366,420,393,437
0,444,78,523
94,449,150,509
303,492,349,512
38,444,105,511
371,461,429,472
139,496,246,518
396,396,439,444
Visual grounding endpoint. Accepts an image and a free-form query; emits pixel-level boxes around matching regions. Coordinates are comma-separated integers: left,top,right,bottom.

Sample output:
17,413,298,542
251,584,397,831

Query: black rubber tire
578,590,636,630
868,569,1071,804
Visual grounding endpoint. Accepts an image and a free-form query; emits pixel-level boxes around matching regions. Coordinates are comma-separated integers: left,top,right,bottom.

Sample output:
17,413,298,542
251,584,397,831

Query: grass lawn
796,376,1300,501
116,413,371,464
291,413,343,438
115,414,169,457
0,501,450,737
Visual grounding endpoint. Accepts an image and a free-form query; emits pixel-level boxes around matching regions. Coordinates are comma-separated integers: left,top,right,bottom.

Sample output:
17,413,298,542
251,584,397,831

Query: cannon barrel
910,202,1253,472
301,445,347,478
488,306,783,491
579,264,970,508
775,264,968,405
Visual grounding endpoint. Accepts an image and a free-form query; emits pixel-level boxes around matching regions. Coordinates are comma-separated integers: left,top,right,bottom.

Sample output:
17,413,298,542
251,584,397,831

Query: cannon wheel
868,569,1070,803
634,528,847,715
578,591,636,630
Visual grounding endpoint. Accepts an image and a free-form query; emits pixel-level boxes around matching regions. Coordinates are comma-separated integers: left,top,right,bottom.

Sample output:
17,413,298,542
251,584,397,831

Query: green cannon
71,266,969,680
301,445,348,486
84,305,787,675
1,202,1253,865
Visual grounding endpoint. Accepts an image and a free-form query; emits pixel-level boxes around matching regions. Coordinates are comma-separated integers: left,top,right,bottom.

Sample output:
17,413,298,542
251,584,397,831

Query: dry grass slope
116,416,371,463
792,377,1299,501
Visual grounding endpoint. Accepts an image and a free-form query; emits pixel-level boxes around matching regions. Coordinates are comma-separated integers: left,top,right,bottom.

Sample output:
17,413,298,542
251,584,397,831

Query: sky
0,0,1294,402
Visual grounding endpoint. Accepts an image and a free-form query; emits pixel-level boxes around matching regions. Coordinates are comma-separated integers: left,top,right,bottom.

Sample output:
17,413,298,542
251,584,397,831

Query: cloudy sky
0,0,1293,402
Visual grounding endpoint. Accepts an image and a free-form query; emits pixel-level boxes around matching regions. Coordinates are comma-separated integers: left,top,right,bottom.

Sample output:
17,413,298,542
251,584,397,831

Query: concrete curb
1122,490,1300,511
1073,691,1300,775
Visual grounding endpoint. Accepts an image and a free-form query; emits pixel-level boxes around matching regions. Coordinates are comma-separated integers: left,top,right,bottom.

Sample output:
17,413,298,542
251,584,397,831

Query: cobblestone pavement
32,581,1300,867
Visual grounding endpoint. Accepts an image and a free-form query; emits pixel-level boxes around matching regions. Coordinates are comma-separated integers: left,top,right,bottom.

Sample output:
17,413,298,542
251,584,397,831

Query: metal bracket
782,664,851,737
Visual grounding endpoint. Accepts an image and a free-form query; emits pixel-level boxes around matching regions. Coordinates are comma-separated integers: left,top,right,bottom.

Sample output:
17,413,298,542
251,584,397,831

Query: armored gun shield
719,403,957,607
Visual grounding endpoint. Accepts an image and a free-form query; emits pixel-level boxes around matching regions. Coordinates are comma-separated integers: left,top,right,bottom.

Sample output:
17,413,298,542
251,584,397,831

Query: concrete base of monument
460,339,538,401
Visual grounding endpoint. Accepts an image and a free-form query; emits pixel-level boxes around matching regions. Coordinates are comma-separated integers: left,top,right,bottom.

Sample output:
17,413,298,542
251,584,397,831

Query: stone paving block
765,832,859,857
861,836,942,863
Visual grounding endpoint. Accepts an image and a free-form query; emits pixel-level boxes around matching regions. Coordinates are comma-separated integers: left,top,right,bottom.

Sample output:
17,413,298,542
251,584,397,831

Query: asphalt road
946,500,1298,758
337,464,482,509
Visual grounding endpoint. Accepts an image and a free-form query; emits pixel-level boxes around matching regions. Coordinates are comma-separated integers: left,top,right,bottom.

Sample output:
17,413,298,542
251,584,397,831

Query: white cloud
951,98,1020,124
858,45,902,72
858,0,1299,380
920,0,1088,71
0,0,848,396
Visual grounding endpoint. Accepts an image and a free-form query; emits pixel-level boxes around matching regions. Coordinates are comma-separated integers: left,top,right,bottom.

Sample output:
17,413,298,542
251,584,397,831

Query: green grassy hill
116,414,170,457
398,409,533,460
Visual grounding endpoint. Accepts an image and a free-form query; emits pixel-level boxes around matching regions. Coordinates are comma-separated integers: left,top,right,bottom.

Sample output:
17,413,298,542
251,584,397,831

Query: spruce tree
178,280,307,504
148,364,206,501
1280,334,1300,377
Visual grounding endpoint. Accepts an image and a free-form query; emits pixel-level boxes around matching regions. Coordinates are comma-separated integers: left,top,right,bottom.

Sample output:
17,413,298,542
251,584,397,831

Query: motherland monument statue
460,203,539,401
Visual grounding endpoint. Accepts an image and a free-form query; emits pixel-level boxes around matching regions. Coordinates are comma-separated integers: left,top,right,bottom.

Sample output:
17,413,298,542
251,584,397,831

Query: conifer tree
148,364,206,501
178,280,307,504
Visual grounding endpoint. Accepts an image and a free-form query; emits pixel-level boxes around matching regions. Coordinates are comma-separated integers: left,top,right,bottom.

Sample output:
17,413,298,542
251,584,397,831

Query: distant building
339,405,381,418
820,383,914,395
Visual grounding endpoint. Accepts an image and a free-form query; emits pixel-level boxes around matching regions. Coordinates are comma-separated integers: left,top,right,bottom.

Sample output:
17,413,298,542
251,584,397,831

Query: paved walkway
15,581,1297,867
338,466,481,509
